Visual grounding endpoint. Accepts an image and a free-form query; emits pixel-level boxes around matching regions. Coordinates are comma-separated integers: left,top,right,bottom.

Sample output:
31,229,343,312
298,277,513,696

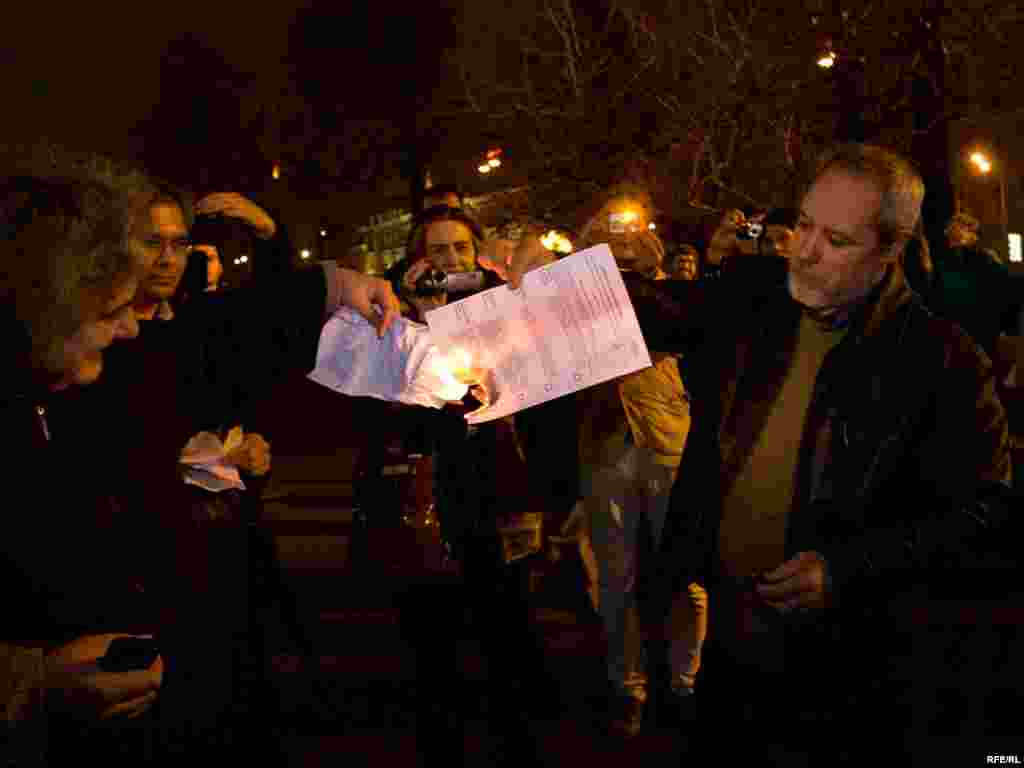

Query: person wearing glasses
58,182,398,763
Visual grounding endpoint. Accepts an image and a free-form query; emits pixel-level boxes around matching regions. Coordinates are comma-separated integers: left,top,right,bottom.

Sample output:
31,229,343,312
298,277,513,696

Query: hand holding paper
179,427,247,492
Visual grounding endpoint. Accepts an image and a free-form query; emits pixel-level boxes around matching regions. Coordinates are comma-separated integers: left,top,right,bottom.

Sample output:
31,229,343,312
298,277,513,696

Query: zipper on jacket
36,404,51,442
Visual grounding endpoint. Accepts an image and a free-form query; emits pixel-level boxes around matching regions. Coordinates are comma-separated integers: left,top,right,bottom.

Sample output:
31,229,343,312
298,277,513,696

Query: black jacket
0,261,329,647
625,258,1017,608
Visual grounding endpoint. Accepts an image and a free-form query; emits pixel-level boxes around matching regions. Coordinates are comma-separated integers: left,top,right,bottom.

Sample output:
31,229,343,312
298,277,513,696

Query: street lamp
967,148,1008,252
817,50,837,69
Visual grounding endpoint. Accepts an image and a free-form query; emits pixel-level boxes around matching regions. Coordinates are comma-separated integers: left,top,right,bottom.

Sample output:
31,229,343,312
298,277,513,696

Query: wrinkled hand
401,259,448,321
194,192,277,240
225,433,271,476
482,231,551,289
47,634,163,721
755,551,830,613
336,269,401,337
451,366,498,419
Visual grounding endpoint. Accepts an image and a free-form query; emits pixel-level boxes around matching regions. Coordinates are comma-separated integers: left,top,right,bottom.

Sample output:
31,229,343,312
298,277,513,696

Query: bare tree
450,0,1024,220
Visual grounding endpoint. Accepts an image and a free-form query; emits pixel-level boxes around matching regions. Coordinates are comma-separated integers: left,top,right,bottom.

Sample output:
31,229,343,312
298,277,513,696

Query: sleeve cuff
322,262,342,315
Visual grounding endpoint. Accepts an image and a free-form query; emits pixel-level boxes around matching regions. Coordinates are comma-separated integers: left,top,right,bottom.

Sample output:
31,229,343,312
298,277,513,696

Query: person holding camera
384,204,558,767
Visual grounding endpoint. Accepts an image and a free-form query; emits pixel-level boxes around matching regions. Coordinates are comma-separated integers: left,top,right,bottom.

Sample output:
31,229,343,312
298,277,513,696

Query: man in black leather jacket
506,144,1018,762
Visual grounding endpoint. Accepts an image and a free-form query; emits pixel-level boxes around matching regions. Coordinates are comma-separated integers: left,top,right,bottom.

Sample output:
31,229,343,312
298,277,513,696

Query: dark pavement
249,375,1024,766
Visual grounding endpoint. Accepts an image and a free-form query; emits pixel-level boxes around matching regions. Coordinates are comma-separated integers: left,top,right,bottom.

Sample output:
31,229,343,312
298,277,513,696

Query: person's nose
793,226,821,264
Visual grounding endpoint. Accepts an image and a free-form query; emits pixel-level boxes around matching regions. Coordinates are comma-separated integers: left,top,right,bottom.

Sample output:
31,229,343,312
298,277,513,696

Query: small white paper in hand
179,430,246,493
309,308,469,408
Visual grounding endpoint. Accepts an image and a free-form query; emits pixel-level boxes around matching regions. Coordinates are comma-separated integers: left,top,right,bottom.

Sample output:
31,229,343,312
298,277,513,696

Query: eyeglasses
139,235,192,254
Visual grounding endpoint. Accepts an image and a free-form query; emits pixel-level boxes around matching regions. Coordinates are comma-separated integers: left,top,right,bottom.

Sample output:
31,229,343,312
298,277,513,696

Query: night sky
4,2,453,176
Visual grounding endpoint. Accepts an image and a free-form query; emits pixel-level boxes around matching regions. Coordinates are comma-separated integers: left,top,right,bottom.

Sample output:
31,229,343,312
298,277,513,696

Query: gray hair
1,174,148,371
812,143,925,251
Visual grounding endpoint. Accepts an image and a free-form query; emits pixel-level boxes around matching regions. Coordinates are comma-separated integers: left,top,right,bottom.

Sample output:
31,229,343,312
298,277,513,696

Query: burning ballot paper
424,244,652,424
309,244,651,421
309,308,475,409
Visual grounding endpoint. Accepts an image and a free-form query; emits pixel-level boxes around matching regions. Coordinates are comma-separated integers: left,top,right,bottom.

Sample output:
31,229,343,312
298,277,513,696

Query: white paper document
309,309,470,409
425,244,652,424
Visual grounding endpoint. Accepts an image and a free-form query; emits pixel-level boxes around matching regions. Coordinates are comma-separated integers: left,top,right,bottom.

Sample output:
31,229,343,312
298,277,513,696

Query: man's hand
194,192,277,240
401,259,448,322
451,366,498,418
755,551,830,613
225,433,271,476
336,269,401,337
47,634,163,721
482,232,552,289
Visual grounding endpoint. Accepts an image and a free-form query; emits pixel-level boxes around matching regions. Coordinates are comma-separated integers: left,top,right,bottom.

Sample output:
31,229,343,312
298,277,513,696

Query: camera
413,268,449,297
736,221,764,241
410,268,489,298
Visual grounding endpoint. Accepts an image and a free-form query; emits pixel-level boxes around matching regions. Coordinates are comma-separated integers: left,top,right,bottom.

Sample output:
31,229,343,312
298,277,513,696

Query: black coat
624,258,1018,608
0,260,328,641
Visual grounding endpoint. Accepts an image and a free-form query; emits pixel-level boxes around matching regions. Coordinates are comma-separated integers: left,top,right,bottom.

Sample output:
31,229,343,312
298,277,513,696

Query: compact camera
736,221,764,241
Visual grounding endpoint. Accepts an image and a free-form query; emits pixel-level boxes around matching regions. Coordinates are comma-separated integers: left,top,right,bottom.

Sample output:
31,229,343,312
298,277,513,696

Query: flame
429,347,473,401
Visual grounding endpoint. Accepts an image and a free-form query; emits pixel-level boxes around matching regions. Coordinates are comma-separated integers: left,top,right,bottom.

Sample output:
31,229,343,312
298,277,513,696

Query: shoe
608,694,645,739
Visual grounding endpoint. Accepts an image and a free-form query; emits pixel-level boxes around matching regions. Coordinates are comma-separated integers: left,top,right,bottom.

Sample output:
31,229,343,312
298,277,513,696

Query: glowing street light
488,157,502,168
300,249,311,260
970,151,993,175
648,222,657,231
817,51,837,69
478,164,492,174
272,163,281,180
239,255,249,264
320,228,328,237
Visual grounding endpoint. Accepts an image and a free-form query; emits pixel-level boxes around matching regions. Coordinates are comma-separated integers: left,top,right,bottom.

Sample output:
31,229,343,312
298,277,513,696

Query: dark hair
763,207,801,229
423,184,464,208
405,205,484,263
137,182,194,231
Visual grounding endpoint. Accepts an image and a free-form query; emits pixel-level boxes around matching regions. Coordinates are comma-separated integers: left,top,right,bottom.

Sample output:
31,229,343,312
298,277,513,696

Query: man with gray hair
0,170,402,765
508,143,1017,760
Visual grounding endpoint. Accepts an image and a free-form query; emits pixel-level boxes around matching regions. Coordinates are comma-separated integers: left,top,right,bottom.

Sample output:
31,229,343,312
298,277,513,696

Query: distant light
272,163,281,180
488,157,502,168
320,229,327,237
648,222,657,231
1010,233,1022,263
233,258,240,266
621,210,639,224
300,249,311,260
970,151,993,174
239,255,249,264
478,164,491,174
540,230,573,254
817,51,837,69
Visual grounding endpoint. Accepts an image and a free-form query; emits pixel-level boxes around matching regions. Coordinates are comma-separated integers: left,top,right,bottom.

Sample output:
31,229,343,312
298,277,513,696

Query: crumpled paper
308,308,470,408
179,426,246,493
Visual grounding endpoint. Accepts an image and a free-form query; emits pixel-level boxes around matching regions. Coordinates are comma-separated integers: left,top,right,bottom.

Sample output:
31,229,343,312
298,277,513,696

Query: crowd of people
1,141,1021,766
